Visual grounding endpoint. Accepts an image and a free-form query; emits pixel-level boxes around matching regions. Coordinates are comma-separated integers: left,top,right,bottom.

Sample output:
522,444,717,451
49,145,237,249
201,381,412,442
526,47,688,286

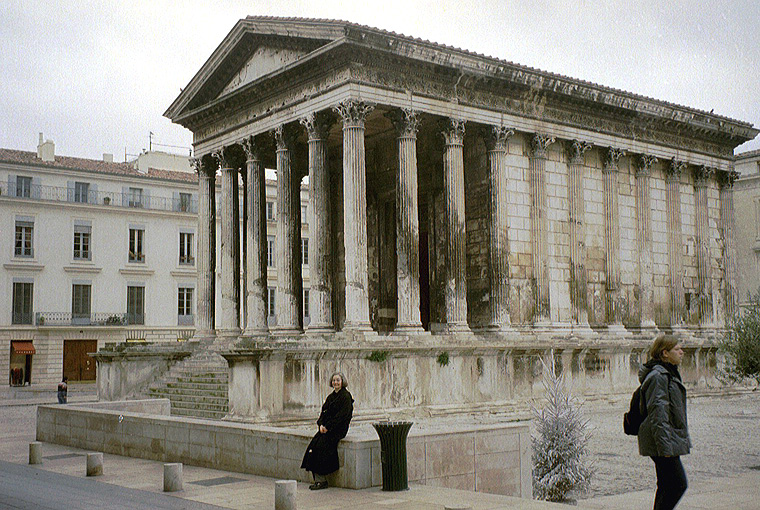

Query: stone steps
144,349,230,420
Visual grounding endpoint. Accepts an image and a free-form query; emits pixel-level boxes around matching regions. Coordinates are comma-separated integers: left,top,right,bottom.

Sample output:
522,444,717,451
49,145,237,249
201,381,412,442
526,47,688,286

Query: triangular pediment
218,45,310,98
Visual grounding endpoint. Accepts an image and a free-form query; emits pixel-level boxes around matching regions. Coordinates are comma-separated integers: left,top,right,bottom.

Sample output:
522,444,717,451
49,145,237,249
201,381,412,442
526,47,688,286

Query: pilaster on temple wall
567,140,591,329
529,134,554,325
666,159,687,328
242,137,268,336
602,148,625,330
694,165,715,327
636,155,658,330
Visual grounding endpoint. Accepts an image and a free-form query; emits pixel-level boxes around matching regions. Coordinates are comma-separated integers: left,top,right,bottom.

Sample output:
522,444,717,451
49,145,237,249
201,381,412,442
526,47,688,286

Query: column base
606,323,628,336
271,326,304,337
393,322,425,335
342,321,373,332
242,327,269,338
571,323,596,337
431,322,471,335
483,323,515,334
192,329,216,343
305,323,335,334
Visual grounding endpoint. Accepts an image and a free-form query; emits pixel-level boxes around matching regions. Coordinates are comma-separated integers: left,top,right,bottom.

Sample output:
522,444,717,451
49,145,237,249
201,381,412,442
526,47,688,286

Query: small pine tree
532,354,594,502
719,289,760,384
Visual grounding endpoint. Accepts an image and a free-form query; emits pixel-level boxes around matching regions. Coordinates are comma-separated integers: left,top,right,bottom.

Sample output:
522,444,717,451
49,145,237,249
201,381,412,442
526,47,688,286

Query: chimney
103,153,114,163
37,132,55,162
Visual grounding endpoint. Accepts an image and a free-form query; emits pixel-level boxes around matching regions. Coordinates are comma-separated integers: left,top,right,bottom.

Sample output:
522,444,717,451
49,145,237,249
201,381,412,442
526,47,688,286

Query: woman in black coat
301,372,353,490
638,334,691,510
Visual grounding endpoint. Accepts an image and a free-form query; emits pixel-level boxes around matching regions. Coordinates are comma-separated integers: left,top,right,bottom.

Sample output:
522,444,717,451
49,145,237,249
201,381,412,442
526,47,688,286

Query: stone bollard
28,442,42,465
274,479,297,510
86,452,103,476
163,463,183,492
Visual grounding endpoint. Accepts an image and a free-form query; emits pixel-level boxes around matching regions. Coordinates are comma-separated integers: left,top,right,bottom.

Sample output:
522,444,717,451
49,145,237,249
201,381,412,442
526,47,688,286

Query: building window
128,187,143,208
301,204,308,224
178,192,192,212
302,238,309,266
16,176,32,198
178,287,193,325
72,284,91,321
266,201,275,221
129,228,144,263
12,282,33,325
267,287,276,317
267,236,275,268
74,182,90,203
127,286,145,325
303,289,310,318
73,224,91,260
179,232,194,265
14,220,34,258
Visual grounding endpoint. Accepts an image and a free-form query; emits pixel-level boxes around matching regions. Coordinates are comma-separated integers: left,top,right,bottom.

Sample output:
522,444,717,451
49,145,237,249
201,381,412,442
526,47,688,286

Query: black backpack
623,386,646,435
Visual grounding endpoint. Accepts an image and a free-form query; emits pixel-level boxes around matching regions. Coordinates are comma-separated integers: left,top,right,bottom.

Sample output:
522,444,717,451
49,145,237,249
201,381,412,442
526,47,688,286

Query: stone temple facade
161,17,758,419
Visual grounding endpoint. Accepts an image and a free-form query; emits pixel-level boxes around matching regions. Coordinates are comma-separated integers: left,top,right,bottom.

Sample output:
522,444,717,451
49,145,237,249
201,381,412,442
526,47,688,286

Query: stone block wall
464,134,491,327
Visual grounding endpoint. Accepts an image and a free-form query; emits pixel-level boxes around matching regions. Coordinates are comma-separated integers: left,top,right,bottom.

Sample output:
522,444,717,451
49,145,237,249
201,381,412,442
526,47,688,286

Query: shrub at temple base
720,289,760,385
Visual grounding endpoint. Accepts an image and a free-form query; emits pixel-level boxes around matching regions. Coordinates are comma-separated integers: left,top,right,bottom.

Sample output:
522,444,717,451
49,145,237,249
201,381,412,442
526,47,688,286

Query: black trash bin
373,421,413,491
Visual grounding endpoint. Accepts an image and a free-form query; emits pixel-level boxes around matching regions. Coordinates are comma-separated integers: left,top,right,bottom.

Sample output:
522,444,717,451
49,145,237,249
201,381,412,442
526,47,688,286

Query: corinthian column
191,157,215,341
603,148,625,332
530,134,554,326
719,170,739,322
213,146,241,340
485,125,515,331
567,140,592,332
389,108,423,333
300,111,334,333
242,137,268,336
666,159,687,330
694,165,715,328
636,155,658,331
334,100,374,332
272,124,303,334
441,118,469,332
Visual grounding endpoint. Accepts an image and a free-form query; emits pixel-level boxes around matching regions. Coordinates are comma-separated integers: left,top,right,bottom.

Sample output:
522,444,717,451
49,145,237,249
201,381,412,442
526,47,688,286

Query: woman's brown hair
649,334,680,361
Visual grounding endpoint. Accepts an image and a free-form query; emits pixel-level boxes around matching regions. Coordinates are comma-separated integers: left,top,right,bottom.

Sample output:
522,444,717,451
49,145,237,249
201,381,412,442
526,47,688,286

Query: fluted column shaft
192,158,216,339
442,119,468,331
529,134,554,325
273,125,302,333
666,160,686,328
215,148,241,336
636,155,657,329
568,141,591,328
335,100,373,331
391,109,423,332
486,126,514,330
719,171,739,321
242,138,268,335
301,112,334,332
695,166,714,327
603,148,624,329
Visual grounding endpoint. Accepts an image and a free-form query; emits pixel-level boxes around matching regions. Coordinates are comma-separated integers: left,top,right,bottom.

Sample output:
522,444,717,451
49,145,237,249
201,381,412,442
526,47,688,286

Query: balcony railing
36,312,128,326
1,182,197,213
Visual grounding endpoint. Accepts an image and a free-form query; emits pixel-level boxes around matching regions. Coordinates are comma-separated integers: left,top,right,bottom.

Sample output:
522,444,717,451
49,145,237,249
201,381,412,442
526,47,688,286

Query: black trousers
652,456,688,510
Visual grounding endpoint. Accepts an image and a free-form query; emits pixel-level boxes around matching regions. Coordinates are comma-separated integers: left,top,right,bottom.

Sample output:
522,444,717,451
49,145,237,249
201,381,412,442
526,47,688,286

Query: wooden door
63,340,97,381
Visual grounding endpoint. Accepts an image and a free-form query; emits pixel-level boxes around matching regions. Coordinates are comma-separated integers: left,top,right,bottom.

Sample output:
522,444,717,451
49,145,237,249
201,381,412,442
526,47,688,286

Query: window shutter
172,191,179,212
7,175,15,196
67,181,74,202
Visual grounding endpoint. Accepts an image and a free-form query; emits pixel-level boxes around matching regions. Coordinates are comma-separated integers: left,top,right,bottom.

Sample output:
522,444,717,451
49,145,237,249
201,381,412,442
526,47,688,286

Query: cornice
63,265,103,274
119,267,156,277
3,262,44,272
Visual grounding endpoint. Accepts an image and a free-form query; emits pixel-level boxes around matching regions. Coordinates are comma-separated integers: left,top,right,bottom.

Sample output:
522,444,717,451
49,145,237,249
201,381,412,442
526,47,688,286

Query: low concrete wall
36,401,531,496
93,343,193,400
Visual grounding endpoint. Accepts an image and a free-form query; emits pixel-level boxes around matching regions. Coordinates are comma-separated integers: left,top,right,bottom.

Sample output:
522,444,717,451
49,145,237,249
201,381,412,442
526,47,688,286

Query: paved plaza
0,384,758,509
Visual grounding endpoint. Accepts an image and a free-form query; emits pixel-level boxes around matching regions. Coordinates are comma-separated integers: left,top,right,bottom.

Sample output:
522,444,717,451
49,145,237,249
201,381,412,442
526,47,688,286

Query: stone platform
35,398,531,496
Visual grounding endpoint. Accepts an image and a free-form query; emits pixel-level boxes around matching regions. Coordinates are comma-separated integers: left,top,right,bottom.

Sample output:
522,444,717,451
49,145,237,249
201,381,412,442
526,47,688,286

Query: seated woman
301,372,353,490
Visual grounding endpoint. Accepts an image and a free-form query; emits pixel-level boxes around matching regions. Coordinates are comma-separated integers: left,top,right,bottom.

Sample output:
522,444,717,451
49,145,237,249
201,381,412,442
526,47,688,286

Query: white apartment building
735,150,760,307
0,134,309,387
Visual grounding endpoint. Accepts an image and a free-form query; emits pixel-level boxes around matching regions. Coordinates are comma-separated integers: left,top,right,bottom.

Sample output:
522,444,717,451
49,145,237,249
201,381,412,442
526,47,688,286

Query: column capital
636,154,658,176
211,146,233,170
334,100,375,127
666,158,688,181
483,125,514,151
567,140,592,165
718,169,740,189
442,118,466,145
386,108,421,138
694,165,715,188
530,133,555,158
272,124,297,151
603,147,625,173
241,136,263,163
300,111,335,141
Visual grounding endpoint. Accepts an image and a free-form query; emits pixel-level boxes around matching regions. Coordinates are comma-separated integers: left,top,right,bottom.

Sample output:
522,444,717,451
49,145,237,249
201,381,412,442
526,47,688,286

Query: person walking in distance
57,376,68,404
301,372,353,490
638,335,691,510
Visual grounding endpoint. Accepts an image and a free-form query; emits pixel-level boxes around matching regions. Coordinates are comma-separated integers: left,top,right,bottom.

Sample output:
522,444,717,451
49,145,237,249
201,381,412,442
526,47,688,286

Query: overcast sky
2,0,758,162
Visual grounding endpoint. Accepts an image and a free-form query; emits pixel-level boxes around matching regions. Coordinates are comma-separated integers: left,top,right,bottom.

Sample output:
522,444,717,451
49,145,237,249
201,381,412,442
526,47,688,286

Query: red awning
11,341,35,355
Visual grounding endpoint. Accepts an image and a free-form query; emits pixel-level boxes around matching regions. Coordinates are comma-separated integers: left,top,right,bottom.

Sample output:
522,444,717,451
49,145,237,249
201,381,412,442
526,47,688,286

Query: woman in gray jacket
638,334,691,510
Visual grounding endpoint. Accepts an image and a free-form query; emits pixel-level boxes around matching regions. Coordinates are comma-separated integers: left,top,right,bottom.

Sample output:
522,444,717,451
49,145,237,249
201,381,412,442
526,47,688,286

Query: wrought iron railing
1,181,197,213
12,312,34,325
36,312,128,326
